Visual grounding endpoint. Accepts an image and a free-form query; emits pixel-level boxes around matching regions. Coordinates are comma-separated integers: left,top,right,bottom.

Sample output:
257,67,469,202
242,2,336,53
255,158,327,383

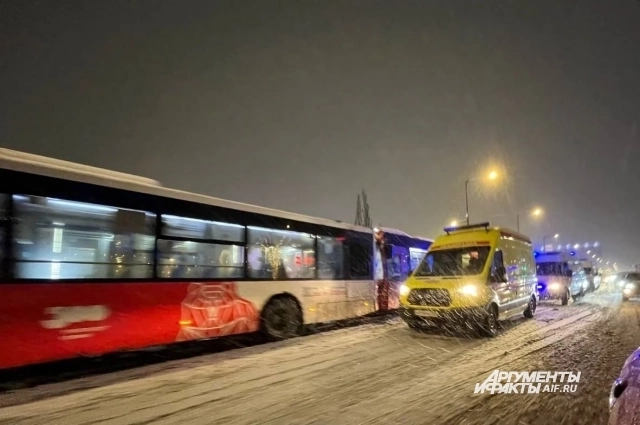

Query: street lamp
465,169,500,225
517,207,543,233
542,233,559,251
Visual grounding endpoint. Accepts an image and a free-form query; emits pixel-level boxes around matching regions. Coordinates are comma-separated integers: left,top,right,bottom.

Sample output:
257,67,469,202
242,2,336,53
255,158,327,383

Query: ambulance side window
491,250,505,282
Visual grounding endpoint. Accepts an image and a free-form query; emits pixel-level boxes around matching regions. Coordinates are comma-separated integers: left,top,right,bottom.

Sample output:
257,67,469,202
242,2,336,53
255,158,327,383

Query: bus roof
0,148,373,232
379,226,434,242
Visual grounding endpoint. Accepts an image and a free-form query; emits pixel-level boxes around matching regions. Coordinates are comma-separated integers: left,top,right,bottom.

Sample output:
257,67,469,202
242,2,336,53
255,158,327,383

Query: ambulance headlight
399,285,411,296
457,284,479,296
548,283,562,291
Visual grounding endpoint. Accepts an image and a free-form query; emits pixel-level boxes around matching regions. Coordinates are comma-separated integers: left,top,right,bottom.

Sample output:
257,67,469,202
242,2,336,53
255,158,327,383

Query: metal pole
543,236,548,251
465,179,470,225
517,213,520,233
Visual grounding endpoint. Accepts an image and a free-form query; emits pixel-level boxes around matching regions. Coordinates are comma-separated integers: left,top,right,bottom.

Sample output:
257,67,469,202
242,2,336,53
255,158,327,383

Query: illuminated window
156,239,244,279
247,226,315,280
161,215,244,242
12,195,156,280
318,236,344,280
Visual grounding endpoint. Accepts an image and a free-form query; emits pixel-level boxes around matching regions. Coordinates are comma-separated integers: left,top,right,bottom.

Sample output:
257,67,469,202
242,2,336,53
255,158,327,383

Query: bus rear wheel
261,296,303,341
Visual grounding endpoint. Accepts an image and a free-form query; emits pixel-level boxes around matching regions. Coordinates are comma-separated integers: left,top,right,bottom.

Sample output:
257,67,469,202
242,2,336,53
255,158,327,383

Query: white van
536,252,587,305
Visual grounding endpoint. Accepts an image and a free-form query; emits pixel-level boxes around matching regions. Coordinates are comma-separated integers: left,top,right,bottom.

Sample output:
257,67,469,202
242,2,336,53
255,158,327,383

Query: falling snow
0,288,637,425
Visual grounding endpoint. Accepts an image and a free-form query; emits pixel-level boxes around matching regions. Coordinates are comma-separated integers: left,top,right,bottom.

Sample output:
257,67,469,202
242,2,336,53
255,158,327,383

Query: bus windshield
536,262,564,276
414,246,491,277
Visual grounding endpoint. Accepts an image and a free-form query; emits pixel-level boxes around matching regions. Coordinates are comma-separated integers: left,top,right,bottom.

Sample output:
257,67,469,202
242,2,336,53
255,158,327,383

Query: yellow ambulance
399,222,538,337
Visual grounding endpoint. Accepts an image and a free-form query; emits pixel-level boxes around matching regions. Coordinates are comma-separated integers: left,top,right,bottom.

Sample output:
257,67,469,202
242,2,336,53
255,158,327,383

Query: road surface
1,288,638,425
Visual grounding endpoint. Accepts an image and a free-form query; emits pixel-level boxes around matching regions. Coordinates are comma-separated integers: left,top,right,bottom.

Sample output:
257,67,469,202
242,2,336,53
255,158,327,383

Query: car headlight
625,283,636,290
548,283,562,291
457,284,478,296
399,284,410,296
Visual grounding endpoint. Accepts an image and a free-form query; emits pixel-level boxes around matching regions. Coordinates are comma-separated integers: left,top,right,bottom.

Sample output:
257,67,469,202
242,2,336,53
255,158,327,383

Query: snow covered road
1,289,638,425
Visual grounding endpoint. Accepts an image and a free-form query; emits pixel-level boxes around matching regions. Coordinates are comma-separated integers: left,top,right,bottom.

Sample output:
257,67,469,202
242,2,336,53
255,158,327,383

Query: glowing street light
464,169,500,225
450,220,458,227
517,206,543,232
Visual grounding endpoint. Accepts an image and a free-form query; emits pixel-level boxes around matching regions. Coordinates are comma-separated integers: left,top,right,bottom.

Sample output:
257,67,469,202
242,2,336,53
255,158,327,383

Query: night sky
2,1,640,267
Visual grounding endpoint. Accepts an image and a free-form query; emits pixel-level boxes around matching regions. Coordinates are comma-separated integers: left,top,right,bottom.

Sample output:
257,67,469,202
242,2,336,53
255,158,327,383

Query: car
570,269,590,299
604,272,625,288
593,272,602,290
608,347,640,424
620,272,640,301
398,222,538,337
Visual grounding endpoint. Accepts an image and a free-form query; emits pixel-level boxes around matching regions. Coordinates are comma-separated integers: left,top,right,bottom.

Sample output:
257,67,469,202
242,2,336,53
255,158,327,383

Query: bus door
377,244,410,311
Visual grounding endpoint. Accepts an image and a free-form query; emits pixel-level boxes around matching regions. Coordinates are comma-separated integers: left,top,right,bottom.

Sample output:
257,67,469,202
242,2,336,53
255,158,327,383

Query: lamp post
517,207,543,233
542,233,559,251
464,170,499,225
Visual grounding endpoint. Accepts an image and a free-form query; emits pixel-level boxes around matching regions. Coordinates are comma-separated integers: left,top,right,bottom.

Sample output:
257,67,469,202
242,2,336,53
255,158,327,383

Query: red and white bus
0,149,431,369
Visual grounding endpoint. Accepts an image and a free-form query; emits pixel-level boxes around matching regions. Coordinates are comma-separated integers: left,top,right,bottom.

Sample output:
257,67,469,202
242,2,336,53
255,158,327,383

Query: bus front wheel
261,296,303,341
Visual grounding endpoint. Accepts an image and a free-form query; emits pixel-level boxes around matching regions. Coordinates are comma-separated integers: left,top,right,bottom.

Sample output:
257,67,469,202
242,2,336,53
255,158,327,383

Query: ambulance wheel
480,304,498,337
524,296,536,319
561,289,570,306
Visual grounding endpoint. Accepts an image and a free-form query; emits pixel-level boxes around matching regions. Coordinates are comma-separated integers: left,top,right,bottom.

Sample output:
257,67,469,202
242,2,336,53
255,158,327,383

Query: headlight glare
399,284,410,296
457,284,478,296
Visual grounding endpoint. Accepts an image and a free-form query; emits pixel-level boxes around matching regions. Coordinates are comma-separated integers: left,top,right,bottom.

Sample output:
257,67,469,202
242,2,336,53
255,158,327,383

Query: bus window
347,239,373,280
247,226,315,280
409,248,427,273
157,239,244,279
161,215,244,243
386,246,410,281
317,236,344,280
12,195,156,280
